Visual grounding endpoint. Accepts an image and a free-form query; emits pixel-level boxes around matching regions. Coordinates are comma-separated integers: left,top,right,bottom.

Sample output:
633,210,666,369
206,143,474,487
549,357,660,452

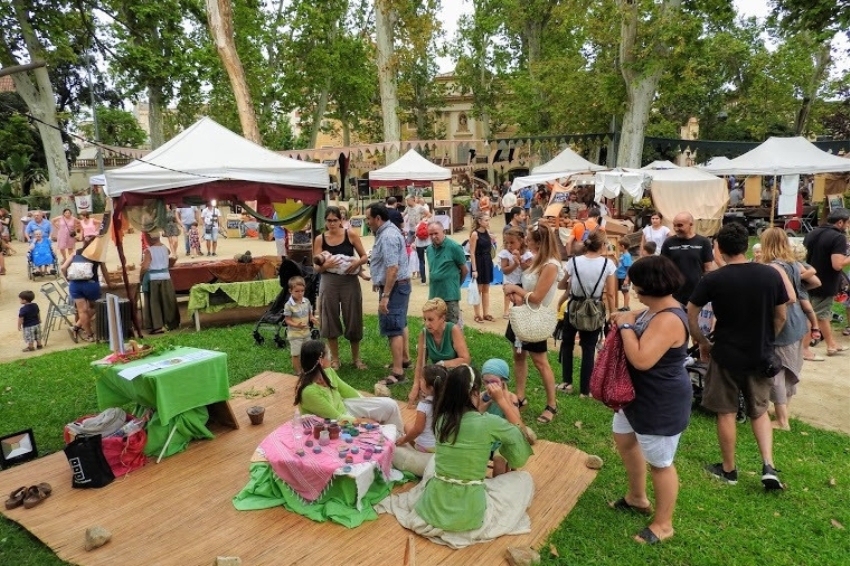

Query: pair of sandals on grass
608,497,672,545
329,358,368,371
5,483,52,510
473,314,496,323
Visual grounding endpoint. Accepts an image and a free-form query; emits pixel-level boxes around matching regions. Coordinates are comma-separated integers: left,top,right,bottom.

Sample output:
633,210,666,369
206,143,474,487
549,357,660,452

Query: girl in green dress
377,365,534,548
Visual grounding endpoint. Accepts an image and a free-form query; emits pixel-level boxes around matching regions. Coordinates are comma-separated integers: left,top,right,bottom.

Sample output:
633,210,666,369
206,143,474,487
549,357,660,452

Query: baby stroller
27,241,59,280
685,338,747,424
253,258,320,348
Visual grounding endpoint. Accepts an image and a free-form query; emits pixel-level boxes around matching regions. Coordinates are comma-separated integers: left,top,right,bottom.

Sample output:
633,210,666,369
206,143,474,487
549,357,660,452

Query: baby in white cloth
313,251,371,280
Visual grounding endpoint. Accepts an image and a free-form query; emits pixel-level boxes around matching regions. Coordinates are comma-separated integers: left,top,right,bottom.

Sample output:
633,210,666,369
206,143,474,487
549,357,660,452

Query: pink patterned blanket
258,420,394,502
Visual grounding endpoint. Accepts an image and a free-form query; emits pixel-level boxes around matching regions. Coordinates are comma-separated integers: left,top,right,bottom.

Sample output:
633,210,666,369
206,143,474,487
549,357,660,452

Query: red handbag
590,328,635,410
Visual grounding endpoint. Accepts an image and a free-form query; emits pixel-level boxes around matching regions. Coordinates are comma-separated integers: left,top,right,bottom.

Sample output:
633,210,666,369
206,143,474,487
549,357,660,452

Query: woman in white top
557,230,617,396
141,233,179,333
640,213,670,255
503,224,563,424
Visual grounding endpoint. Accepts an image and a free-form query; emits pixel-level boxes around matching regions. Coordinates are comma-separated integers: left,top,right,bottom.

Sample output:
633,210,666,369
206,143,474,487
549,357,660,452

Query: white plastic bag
467,282,481,306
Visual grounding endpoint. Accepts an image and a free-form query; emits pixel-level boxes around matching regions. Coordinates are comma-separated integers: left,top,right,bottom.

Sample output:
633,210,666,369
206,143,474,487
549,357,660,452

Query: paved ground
1,212,847,434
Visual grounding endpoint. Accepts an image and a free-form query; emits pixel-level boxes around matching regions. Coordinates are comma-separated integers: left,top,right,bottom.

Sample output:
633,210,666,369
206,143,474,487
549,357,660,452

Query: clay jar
328,420,341,440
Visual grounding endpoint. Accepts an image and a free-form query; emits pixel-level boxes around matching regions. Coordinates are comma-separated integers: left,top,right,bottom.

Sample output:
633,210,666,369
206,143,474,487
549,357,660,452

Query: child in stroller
28,229,58,278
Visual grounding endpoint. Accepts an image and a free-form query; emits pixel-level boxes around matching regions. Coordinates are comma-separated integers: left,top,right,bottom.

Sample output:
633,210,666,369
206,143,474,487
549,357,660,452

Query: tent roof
368,149,452,186
104,117,329,206
532,147,606,175
701,136,850,176
511,147,605,191
641,161,724,183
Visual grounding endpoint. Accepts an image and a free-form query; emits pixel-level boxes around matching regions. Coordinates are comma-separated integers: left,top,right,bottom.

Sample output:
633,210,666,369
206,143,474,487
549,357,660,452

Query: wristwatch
620,323,634,331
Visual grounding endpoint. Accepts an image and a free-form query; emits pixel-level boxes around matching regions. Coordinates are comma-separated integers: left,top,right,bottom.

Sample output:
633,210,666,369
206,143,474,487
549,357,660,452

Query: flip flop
609,497,653,516
516,397,528,410
827,346,848,356
483,315,496,322
4,486,26,510
803,355,825,362
556,383,574,394
377,374,406,387
634,527,665,545
474,316,484,323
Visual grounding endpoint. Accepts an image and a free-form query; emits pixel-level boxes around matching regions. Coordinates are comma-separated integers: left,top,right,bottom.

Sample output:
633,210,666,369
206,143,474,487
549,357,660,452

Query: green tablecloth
93,347,230,458
187,279,282,314
232,462,396,528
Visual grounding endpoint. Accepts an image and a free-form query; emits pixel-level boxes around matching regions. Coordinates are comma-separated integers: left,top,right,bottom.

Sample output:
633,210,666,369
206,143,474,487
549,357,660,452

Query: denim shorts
379,281,411,337
69,280,101,302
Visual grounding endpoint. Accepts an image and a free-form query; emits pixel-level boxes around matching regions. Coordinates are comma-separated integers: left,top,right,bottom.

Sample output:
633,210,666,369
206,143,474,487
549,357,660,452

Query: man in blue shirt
367,202,411,386
25,211,51,242
272,212,288,258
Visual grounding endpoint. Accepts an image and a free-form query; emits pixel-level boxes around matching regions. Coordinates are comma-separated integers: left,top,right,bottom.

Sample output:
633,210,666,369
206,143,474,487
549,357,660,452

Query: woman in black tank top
312,206,369,370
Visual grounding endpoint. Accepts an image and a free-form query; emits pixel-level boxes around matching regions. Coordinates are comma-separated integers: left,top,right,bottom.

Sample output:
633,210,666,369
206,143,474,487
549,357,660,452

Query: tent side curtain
239,200,326,232
594,170,647,201
112,180,325,212
368,178,436,188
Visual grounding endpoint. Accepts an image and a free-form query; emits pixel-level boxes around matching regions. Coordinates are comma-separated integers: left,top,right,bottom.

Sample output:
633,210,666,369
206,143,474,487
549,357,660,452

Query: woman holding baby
312,206,370,371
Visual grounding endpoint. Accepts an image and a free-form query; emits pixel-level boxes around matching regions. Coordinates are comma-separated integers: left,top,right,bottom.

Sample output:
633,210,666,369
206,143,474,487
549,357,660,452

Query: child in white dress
497,227,533,318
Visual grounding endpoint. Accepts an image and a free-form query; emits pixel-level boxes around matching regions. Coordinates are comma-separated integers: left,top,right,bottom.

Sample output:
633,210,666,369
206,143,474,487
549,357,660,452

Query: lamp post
85,54,104,175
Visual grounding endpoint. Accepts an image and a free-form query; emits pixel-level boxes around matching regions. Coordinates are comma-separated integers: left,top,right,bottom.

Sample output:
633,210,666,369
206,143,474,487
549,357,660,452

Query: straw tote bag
509,294,558,343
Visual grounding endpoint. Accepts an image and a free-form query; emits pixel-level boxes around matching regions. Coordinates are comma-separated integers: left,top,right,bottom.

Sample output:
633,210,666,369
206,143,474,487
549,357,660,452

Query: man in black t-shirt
803,208,850,355
660,212,714,306
385,197,405,232
688,223,789,491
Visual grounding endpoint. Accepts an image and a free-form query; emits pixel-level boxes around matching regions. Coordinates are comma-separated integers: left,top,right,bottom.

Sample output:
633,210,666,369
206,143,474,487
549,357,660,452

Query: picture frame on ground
0,429,38,469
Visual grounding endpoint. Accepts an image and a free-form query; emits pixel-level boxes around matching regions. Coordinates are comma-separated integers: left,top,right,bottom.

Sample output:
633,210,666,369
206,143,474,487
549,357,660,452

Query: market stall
511,147,606,192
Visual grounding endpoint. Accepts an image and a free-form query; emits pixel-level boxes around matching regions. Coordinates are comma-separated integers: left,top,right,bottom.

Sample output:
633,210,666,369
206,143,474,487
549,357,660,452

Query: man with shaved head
661,212,715,307
426,221,468,324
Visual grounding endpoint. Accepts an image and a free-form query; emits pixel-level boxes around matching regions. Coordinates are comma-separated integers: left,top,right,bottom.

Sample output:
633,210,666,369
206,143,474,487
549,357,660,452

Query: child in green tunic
376,365,533,546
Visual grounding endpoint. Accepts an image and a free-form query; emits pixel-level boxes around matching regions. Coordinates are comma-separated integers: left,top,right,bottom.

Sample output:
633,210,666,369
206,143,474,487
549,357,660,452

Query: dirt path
1,214,847,435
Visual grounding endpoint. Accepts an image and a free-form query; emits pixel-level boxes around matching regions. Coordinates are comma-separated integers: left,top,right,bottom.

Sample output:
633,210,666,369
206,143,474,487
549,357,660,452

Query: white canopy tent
368,149,451,187
640,162,728,235
594,169,649,201
104,117,329,206
89,174,107,187
511,147,606,191
701,136,850,176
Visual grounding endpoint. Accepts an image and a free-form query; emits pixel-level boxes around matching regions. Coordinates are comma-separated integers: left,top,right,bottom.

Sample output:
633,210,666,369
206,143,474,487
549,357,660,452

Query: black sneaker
761,464,784,490
705,462,738,484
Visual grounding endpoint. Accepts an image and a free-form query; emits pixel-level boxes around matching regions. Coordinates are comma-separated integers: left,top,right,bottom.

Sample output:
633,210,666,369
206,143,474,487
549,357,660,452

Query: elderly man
25,211,51,242
804,208,850,356
426,221,468,324
661,212,715,307
367,203,412,386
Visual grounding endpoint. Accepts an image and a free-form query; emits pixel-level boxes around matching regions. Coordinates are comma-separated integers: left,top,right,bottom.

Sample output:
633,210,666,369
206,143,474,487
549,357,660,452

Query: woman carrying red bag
608,255,692,546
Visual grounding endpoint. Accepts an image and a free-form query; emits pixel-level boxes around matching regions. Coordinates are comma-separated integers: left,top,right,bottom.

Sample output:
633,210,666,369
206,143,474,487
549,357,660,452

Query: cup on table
247,406,265,425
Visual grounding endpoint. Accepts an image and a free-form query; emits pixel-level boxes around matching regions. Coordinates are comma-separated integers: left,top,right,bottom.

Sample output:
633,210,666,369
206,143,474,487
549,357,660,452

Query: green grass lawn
1,317,848,565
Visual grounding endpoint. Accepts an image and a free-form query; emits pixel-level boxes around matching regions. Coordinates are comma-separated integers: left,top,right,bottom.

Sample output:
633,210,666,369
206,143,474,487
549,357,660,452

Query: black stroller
685,338,747,424
253,258,320,348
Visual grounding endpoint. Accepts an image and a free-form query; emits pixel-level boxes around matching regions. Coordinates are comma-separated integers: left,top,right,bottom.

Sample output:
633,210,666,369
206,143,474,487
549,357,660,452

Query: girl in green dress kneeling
377,365,534,549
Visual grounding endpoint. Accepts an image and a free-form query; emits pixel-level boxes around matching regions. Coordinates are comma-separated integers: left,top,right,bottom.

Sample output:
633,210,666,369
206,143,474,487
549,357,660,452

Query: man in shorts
688,223,789,490
367,203,411,386
803,208,850,356
200,201,224,256
426,221,468,324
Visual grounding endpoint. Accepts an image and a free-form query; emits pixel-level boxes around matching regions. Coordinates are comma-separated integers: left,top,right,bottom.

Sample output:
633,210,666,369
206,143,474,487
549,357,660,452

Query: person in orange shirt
566,208,604,256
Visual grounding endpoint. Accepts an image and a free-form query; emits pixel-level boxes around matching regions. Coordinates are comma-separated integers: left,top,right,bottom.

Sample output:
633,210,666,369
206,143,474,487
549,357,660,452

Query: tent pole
113,209,143,338
770,176,777,225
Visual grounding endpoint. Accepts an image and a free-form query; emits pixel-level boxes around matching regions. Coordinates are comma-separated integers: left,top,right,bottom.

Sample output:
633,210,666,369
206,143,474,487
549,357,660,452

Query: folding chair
56,279,72,305
40,282,77,346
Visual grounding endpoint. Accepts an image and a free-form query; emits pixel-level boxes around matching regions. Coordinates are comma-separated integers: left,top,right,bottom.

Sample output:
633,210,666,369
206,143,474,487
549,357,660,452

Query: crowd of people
287,193,849,548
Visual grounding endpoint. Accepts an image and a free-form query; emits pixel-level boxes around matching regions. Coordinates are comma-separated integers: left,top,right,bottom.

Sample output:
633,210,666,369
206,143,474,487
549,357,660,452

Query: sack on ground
590,328,635,410
67,261,94,281
63,434,115,488
467,282,481,306
509,300,558,343
567,296,606,331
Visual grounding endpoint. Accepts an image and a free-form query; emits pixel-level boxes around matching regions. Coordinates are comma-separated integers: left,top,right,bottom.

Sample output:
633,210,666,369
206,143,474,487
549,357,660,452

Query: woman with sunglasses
313,206,369,370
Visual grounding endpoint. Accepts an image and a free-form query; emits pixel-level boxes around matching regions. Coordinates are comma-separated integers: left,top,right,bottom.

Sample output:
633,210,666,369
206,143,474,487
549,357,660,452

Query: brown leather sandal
23,484,50,509
4,486,26,510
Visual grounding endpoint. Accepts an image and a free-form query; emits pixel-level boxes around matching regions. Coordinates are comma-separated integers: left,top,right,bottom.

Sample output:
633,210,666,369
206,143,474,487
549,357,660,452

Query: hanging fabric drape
236,200,327,232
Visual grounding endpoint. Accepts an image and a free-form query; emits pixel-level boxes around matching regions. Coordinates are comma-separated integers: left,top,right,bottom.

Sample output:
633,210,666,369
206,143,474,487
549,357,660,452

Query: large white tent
640,161,728,235
511,147,606,191
105,117,329,208
701,136,850,176
368,149,451,187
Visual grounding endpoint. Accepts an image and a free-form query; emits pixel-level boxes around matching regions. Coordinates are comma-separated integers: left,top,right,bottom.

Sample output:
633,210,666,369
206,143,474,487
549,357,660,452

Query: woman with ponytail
294,339,404,429
377,365,534,548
